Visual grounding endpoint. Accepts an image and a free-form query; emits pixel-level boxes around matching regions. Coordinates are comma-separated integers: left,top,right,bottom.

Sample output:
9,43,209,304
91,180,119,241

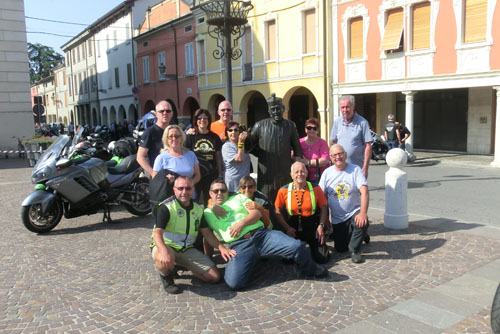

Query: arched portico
283,87,319,138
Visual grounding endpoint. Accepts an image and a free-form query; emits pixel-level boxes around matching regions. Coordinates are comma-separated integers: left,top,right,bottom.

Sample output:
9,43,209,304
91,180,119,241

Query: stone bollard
384,148,408,229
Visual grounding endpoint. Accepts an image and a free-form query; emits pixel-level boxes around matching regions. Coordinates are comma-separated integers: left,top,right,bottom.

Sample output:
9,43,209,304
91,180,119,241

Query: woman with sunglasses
222,121,251,193
152,125,201,186
238,176,272,229
299,118,330,185
184,109,223,205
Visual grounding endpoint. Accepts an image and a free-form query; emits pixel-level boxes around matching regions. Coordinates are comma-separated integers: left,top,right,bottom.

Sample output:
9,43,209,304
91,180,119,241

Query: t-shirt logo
177,209,185,217
334,183,350,200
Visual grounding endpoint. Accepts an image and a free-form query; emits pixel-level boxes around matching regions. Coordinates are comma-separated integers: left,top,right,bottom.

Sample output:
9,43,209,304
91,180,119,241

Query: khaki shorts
151,245,215,275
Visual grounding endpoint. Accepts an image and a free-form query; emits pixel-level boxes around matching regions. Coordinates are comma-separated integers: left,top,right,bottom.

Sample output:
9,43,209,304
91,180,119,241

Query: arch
70,110,74,124
92,108,98,126
144,100,156,115
58,116,62,122
239,90,268,128
207,94,225,120
127,104,138,124
118,105,126,124
85,105,91,126
283,87,319,138
109,106,117,124
63,116,68,124
166,99,178,125
101,107,108,125
182,97,200,126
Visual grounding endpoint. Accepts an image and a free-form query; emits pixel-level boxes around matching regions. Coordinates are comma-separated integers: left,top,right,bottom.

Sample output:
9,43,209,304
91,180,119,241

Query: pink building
135,0,200,126
332,0,500,165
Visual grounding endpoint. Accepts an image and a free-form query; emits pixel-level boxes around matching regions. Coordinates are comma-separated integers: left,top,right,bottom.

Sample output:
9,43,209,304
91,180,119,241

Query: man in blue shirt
330,95,372,178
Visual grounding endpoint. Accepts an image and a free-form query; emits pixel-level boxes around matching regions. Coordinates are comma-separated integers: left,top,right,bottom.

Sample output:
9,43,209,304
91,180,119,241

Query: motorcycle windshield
32,135,71,182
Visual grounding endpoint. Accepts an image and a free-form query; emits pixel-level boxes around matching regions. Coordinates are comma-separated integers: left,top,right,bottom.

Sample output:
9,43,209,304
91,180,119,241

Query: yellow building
194,0,330,139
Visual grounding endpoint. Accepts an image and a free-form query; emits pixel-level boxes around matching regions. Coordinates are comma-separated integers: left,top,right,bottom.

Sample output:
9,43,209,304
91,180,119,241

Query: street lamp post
200,0,253,103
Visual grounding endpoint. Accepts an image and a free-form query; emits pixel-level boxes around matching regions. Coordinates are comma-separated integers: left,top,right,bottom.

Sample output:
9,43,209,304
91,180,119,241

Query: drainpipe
322,0,328,138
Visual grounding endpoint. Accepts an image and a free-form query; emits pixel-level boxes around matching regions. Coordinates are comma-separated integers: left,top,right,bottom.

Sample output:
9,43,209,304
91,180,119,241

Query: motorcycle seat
107,154,139,175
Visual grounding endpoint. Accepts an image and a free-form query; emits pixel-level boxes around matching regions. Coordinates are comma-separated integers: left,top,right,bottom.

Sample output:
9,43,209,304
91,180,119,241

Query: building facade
193,0,330,137
135,0,200,126
332,0,500,164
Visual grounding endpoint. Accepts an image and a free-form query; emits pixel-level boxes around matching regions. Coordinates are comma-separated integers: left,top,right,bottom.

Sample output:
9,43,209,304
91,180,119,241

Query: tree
28,43,64,84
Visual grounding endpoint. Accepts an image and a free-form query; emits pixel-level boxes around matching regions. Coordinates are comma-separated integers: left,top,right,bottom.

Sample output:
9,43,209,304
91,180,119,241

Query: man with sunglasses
211,100,233,140
319,144,369,264
204,178,328,290
137,100,174,176
151,176,236,294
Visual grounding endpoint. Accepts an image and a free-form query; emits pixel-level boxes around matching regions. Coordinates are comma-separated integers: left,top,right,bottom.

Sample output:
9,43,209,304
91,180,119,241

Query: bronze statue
248,93,303,202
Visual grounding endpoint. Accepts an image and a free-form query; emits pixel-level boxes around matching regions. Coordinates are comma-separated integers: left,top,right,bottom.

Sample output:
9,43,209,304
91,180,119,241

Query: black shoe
160,273,181,294
281,258,295,265
351,252,364,264
313,265,329,278
363,235,370,244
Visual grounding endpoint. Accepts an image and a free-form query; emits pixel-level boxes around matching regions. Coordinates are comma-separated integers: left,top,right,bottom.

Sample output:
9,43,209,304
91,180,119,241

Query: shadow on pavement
0,158,31,170
362,238,446,260
406,159,441,167
40,214,154,235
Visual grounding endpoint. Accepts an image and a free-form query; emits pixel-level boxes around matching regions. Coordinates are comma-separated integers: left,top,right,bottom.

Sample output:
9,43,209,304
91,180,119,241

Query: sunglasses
211,188,228,194
240,185,255,190
157,109,172,114
306,126,317,131
330,152,345,158
175,186,193,191
197,115,209,120
227,128,239,133
168,134,182,139
220,108,232,112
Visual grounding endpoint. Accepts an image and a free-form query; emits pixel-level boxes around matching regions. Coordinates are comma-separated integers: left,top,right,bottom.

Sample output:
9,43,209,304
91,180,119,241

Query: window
68,77,72,96
184,24,192,33
411,2,431,50
64,92,67,106
158,51,166,80
106,34,110,50
66,52,71,66
381,8,404,52
127,63,133,85
73,75,77,95
464,0,487,43
82,43,86,60
115,67,120,88
243,27,252,81
125,23,130,41
143,56,150,83
90,69,95,92
77,45,81,62
197,40,206,73
349,17,363,58
197,17,205,25
72,49,75,64
303,9,316,54
97,39,101,57
185,43,195,75
83,72,87,93
108,70,112,89
88,40,92,57
63,71,66,85
113,30,118,47
78,74,81,95
266,20,276,60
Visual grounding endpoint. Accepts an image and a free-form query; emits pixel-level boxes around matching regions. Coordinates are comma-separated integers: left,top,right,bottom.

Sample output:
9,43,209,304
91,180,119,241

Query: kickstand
102,206,113,223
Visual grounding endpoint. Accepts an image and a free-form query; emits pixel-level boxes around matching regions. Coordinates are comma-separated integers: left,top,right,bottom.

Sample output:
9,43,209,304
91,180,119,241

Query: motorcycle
370,130,389,162
21,128,151,233
492,283,500,333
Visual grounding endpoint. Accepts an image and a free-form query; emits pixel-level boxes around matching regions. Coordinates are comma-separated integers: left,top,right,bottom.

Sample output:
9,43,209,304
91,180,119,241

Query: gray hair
388,114,395,121
291,161,308,175
161,124,186,152
330,144,346,154
339,95,355,107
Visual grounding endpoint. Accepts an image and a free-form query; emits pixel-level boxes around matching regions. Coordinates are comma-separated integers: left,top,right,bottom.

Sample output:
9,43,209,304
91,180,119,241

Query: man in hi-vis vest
151,176,236,294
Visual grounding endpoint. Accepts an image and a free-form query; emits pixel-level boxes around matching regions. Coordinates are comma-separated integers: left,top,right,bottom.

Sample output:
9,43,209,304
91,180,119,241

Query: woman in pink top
299,118,330,185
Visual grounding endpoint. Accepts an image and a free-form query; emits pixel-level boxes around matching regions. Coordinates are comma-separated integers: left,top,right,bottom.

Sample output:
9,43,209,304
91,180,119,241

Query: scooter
21,128,151,234
370,130,389,161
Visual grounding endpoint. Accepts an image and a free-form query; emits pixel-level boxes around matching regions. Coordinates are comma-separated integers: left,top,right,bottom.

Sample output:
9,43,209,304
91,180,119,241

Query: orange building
331,0,500,166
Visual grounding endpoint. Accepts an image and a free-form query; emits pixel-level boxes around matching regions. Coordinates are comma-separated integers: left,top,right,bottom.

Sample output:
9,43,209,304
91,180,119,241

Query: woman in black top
184,108,223,205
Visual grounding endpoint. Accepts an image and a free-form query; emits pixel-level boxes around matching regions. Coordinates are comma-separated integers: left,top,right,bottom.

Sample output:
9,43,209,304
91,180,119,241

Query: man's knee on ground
199,266,221,284
224,274,247,291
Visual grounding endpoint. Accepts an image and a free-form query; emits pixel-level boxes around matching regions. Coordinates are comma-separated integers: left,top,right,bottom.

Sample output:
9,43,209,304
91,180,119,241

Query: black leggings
287,215,329,264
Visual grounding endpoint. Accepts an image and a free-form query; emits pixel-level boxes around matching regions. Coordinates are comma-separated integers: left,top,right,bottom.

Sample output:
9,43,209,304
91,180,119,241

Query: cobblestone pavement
1,158,499,333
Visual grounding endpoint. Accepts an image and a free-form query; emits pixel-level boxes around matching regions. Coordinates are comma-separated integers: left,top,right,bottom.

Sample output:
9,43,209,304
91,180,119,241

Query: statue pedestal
384,148,408,229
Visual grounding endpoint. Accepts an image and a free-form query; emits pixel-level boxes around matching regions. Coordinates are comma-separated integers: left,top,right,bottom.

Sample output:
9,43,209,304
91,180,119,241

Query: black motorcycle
21,129,151,233
370,130,389,162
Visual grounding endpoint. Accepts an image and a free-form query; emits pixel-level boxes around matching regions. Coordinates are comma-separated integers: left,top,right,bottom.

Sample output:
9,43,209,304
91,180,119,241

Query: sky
24,0,124,55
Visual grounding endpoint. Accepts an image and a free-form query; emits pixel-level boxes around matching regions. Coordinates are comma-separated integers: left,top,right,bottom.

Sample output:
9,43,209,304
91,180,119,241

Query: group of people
139,95,373,294
384,114,412,151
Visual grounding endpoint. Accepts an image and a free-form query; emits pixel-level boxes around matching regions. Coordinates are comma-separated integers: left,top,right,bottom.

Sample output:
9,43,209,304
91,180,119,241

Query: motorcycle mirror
55,158,72,169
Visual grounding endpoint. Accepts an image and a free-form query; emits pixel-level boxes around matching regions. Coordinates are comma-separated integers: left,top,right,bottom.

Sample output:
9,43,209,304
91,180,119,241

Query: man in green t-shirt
151,176,236,294
203,178,328,290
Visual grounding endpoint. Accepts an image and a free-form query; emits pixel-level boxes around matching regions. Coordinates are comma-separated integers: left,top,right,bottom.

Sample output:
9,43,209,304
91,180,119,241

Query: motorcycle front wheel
124,177,151,216
21,200,63,233
492,283,500,334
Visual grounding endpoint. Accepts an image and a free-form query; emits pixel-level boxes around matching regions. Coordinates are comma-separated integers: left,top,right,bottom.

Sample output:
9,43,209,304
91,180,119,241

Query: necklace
292,184,305,232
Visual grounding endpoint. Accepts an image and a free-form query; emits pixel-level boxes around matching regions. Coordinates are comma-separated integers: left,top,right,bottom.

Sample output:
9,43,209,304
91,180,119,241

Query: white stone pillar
491,87,500,168
402,91,416,159
384,148,408,229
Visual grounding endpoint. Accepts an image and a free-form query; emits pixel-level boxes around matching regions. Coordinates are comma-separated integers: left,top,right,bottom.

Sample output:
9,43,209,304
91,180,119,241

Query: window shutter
412,2,431,50
266,20,276,60
304,9,316,54
464,0,487,43
381,8,404,51
350,17,363,58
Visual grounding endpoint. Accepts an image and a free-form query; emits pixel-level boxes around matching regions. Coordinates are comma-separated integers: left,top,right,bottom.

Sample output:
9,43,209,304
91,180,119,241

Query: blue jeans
387,140,398,150
224,227,318,290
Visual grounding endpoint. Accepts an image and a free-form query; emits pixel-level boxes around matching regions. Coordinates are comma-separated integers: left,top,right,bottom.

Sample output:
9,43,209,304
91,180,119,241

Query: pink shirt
300,137,330,181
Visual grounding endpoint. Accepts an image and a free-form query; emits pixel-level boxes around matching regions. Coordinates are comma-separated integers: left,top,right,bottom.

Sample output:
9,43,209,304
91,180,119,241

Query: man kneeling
204,178,328,290
151,176,236,294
